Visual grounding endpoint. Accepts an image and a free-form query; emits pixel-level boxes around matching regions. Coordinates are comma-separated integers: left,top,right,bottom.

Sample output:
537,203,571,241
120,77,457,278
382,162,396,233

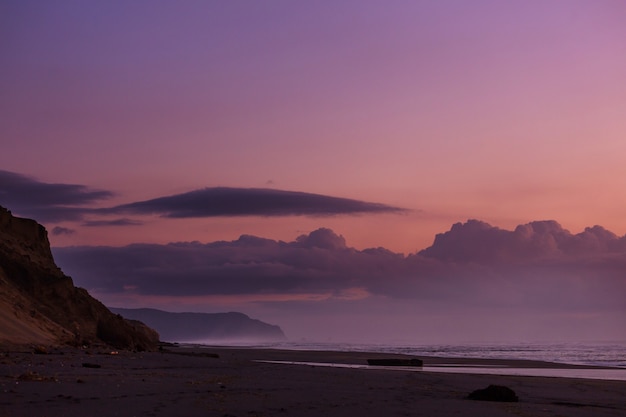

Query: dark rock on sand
468,384,519,402
0,206,159,350
367,358,423,367
82,363,102,369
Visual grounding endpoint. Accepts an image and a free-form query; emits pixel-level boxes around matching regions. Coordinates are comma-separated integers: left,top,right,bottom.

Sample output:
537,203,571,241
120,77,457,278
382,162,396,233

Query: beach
2,346,625,417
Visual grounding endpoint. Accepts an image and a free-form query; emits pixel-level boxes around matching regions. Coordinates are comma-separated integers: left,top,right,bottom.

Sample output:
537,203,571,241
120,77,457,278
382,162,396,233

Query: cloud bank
420,219,626,263
51,220,626,342
53,221,626,316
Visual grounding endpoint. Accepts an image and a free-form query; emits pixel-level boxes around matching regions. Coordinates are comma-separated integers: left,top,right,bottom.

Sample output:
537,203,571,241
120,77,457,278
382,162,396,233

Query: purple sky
2,1,625,343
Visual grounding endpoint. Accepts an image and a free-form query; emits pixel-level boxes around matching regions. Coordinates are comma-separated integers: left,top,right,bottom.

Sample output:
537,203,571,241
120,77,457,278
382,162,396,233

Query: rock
0,206,160,350
81,363,101,369
468,385,519,402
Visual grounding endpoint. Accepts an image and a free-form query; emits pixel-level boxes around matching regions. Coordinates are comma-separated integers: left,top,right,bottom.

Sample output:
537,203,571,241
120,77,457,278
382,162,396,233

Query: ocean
204,341,626,369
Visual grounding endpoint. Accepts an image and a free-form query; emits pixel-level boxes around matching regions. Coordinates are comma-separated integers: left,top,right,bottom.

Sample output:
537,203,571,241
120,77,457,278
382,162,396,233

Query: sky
1,1,625,343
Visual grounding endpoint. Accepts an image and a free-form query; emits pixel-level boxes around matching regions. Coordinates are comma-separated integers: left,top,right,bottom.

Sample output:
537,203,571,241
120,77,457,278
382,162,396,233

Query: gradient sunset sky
2,1,625,342
3,0,626,253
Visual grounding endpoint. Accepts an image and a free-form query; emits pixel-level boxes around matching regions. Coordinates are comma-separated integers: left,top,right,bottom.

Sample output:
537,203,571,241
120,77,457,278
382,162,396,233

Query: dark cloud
51,226,75,236
0,170,112,221
50,220,626,343
82,218,144,227
108,187,406,218
52,222,626,318
2,170,405,224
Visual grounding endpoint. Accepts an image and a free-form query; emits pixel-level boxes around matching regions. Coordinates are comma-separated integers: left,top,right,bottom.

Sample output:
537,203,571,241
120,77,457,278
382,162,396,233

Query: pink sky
2,1,626,253
2,1,626,343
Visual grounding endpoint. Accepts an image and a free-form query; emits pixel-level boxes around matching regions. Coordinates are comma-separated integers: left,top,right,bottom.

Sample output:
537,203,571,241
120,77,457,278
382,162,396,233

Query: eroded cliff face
0,206,61,278
0,206,159,350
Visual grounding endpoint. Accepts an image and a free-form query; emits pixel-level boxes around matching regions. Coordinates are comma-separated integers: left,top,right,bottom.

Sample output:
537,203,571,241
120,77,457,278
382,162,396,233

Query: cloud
0,170,112,221
295,227,347,250
51,221,626,342
108,187,406,218
82,218,144,227
52,229,401,299
419,219,626,263
51,226,75,236
52,222,626,316
1,170,405,226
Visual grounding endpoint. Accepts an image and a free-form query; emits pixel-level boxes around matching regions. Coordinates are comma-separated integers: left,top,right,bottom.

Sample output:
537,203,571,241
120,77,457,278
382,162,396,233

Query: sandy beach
2,345,625,417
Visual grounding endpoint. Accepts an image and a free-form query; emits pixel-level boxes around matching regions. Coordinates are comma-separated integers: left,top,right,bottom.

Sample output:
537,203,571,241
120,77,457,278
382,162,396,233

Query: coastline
2,345,625,417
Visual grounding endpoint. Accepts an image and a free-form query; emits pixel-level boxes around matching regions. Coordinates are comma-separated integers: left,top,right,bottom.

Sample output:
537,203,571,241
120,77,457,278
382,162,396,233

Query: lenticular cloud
109,187,405,218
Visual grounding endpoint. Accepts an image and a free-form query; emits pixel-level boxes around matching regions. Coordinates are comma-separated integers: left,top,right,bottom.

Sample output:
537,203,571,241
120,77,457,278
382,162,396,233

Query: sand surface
1,345,625,417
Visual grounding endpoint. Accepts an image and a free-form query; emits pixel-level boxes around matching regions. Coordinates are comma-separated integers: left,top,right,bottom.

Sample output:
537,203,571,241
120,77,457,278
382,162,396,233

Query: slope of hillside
0,206,159,350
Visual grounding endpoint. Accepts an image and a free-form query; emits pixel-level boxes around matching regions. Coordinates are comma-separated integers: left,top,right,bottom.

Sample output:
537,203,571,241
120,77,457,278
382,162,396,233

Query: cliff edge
0,206,159,350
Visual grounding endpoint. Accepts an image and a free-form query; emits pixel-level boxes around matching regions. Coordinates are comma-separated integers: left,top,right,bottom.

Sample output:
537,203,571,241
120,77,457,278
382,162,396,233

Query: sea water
251,341,626,381
216,341,626,368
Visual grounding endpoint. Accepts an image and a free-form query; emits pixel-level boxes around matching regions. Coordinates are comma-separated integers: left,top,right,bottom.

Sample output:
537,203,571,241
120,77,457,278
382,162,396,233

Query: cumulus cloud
295,228,347,250
419,219,626,263
0,170,112,221
108,187,406,218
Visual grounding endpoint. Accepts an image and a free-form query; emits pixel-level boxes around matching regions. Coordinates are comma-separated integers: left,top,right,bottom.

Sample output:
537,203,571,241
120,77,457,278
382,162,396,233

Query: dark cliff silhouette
0,206,159,350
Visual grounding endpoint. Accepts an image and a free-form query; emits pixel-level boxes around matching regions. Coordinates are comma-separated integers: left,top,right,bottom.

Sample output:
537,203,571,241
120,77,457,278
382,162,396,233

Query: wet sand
1,345,625,417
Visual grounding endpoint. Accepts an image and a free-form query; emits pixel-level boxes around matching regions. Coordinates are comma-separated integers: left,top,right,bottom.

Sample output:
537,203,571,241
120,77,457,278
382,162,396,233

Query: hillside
0,206,159,350
111,308,286,343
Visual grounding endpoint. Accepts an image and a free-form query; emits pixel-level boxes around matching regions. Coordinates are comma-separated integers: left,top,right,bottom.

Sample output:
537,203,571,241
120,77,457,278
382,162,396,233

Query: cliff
0,206,159,350
111,308,286,343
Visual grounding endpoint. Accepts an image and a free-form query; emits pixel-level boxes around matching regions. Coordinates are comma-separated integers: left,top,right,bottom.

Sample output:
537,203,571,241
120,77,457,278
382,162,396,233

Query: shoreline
173,340,626,369
192,344,624,369
256,359,626,382
2,345,626,416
